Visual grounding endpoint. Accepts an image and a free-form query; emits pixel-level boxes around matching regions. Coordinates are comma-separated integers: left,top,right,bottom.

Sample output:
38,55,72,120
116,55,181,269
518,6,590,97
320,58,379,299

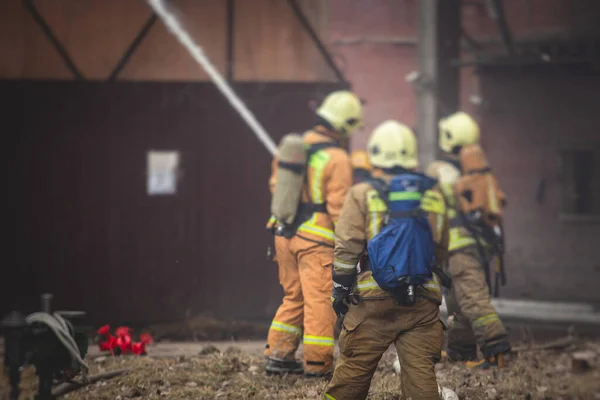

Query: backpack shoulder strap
305,142,338,158
367,178,389,207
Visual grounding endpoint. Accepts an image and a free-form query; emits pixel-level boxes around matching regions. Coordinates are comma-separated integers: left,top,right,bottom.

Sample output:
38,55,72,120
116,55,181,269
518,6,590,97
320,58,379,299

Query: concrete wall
328,0,418,149
480,70,600,303
0,0,333,81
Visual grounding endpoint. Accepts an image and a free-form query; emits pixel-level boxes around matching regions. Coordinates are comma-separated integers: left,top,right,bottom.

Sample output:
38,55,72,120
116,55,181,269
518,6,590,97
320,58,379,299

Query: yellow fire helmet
367,120,418,170
316,90,363,136
350,150,372,172
438,111,480,153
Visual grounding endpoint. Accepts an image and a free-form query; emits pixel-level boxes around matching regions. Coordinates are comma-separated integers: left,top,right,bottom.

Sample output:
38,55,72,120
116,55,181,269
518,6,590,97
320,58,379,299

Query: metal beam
23,0,84,80
331,36,418,46
441,298,600,325
461,27,483,52
226,0,235,82
487,0,515,56
417,0,439,168
416,0,461,167
108,14,158,81
286,0,349,86
452,56,600,68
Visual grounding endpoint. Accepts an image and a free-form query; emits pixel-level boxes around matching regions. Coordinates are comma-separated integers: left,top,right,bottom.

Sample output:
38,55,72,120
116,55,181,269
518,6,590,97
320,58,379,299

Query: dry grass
1,341,600,399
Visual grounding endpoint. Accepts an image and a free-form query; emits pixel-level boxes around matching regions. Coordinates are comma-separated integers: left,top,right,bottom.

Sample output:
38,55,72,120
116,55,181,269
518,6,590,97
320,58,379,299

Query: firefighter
264,91,363,377
350,150,372,184
426,111,510,368
324,120,449,400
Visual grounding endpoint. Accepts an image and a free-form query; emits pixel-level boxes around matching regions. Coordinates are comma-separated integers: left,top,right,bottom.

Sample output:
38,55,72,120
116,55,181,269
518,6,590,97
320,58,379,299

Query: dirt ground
2,338,600,400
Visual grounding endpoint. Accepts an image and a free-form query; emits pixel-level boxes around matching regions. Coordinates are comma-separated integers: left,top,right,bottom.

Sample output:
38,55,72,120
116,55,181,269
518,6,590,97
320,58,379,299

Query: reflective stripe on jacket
267,127,352,245
426,160,479,252
332,174,449,302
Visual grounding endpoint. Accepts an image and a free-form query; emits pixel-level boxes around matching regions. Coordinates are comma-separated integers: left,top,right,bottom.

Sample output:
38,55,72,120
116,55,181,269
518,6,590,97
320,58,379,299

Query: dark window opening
561,149,595,215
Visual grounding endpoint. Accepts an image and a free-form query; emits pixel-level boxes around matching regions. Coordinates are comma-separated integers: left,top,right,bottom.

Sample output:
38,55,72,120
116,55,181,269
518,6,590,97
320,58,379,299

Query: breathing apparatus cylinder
271,134,306,226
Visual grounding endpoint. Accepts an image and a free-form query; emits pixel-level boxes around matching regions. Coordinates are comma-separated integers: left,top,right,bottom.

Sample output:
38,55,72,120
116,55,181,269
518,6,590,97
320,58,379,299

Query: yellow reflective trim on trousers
473,313,500,328
324,394,336,400
334,259,356,270
270,320,302,336
359,275,441,293
297,214,335,241
308,150,331,204
304,335,335,347
423,275,441,293
298,222,335,241
356,277,380,291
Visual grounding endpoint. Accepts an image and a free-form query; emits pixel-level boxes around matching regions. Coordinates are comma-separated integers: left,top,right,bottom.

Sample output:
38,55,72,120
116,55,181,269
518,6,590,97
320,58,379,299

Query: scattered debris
485,387,498,399
441,387,459,400
1,339,599,399
513,336,576,353
571,350,597,372
51,369,129,397
392,356,401,374
446,314,456,330
198,345,220,356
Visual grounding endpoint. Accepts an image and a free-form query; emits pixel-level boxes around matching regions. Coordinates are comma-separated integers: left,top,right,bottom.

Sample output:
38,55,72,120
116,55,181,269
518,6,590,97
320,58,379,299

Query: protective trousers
445,250,508,357
265,235,336,374
324,298,443,400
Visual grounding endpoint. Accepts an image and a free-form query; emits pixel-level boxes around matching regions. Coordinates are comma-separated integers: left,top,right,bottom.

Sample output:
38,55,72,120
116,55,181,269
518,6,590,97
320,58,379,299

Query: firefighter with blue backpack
324,120,450,400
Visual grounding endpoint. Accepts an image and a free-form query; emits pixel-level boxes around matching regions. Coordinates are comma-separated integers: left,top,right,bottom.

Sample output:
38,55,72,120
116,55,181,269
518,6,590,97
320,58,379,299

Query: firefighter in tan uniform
427,112,510,367
265,91,363,377
324,121,449,400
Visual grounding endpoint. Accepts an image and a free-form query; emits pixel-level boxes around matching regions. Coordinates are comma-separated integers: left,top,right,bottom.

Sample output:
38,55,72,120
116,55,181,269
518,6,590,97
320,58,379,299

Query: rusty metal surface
2,80,342,324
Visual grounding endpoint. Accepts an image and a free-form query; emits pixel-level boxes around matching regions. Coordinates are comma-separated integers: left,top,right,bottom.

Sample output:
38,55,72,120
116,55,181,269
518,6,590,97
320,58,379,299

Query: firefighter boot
265,358,304,375
446,344,478,362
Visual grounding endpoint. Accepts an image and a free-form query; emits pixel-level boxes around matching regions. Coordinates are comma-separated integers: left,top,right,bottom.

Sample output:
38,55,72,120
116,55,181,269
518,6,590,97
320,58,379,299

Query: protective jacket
267,127,352,245
332,172,449,303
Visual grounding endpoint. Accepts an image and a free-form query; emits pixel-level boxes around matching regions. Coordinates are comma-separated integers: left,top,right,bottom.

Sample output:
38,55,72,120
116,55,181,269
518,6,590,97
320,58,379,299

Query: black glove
331,295,349,318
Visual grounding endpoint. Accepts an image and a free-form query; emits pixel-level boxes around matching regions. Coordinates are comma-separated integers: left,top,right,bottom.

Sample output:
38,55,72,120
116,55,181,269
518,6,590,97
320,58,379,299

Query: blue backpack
367,173,438,297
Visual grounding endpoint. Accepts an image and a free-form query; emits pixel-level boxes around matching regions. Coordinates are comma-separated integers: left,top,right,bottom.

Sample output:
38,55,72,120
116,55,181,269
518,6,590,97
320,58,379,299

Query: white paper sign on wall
147,151,179,195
